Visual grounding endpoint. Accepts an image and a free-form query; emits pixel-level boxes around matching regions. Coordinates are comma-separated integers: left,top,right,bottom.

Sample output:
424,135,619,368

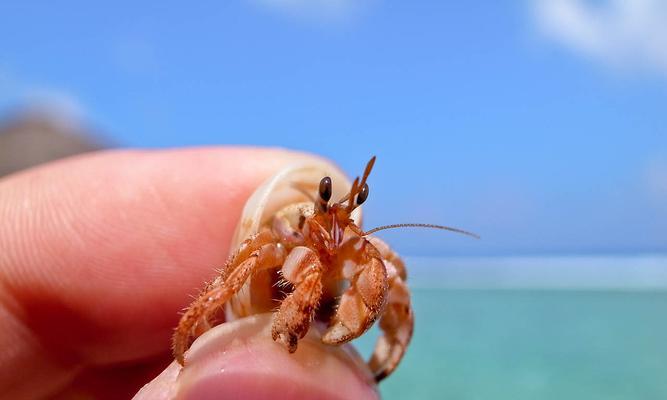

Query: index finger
0,147,323,397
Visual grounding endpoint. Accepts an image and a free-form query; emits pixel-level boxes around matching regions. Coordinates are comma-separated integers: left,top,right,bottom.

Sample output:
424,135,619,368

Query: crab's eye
319,176,332,202
356,183,369,205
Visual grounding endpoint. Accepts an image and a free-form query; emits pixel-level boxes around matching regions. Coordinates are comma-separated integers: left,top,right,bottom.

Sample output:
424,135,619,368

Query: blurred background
1,1,666,398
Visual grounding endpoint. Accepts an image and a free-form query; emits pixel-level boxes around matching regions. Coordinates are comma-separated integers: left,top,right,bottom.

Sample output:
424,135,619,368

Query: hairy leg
272,246,324,352
366,237,413,381
172,230,285,364
368,266,413,381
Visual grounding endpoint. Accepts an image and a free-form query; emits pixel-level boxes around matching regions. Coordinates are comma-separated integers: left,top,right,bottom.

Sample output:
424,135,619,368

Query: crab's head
306,157,375,255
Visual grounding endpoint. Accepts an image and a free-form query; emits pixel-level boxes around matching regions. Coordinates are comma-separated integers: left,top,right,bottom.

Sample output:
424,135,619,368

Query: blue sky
1,0,666,255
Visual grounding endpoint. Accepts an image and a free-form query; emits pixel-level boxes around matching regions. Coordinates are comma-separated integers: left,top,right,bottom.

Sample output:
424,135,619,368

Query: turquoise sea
354,256,667,400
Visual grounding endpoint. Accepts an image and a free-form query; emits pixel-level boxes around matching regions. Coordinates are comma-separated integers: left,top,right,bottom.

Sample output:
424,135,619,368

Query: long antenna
363,223,480,239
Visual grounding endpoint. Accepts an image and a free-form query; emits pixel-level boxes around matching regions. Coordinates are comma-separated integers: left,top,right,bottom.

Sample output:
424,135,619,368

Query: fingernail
175,314,379,400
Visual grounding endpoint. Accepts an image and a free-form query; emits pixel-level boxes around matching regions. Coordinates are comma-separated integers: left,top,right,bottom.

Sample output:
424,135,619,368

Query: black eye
356,183,369,205
319,176,332,202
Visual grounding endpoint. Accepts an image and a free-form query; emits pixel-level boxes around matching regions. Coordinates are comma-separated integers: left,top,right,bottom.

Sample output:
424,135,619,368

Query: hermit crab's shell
227,159,362,319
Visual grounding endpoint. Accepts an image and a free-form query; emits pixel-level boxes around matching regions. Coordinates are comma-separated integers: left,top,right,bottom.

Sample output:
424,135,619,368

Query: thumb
134,314,379,400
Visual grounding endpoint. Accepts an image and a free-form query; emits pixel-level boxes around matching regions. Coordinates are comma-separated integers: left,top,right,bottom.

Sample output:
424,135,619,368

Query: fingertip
133,361,181,400
151,314,379,400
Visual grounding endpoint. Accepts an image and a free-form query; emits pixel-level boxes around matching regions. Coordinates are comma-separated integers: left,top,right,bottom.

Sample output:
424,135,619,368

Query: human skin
0,147,379,400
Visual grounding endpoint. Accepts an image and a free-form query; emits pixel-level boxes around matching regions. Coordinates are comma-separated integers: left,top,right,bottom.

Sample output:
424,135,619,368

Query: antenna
363,223,480,239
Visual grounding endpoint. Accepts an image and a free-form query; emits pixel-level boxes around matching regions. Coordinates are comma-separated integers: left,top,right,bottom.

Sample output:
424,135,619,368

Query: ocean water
354,256,667,400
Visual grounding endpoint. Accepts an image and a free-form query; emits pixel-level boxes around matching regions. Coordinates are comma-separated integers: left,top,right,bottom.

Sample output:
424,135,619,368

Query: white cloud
533,0,667,77
249,0,374,24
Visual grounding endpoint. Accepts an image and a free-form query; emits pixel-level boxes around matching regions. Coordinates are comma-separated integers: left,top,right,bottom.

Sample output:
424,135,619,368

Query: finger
52,354,172,400
134,314,379,400
0,147,328,398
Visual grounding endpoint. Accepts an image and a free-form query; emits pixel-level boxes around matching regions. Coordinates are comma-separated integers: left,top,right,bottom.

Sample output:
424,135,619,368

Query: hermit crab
172,156,477,381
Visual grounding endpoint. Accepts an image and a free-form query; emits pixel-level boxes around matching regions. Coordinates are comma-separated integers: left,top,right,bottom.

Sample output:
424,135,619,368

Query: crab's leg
172,230,285,365
366,237,407,281
272,246,324,352
322,237,388,345
365,237,414,381
368,265,413,381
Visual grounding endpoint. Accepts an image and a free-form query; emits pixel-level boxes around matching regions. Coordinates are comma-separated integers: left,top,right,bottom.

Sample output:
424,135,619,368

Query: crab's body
172,157,469,381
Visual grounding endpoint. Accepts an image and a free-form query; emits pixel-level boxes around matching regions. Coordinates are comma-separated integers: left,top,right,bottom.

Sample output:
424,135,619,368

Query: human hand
0,148,379,399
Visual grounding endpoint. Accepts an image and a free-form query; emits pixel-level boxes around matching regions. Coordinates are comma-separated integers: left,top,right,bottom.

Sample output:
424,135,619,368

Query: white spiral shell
230,159,362,248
